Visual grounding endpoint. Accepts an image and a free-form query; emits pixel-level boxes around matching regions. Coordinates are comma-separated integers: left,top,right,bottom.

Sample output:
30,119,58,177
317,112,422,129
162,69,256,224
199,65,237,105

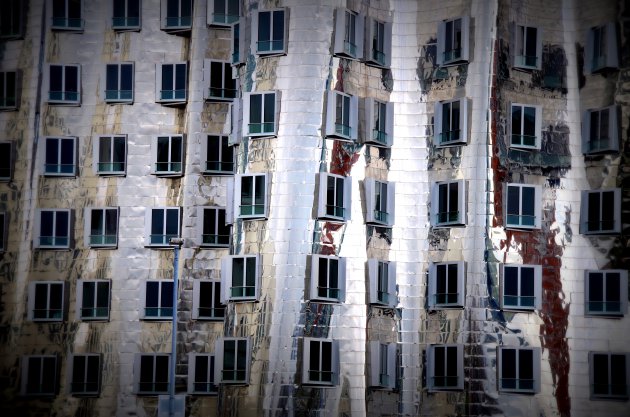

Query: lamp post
168,238,184,417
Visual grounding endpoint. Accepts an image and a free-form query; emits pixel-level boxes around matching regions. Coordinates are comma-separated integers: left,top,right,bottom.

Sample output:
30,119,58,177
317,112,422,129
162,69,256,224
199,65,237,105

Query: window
580,188,621,235
428,261,465,309
302,338,339,386
199,207,230,247
0,0,25,39
143,280,174,319
505,183,541,229
85,207,118,247
369,341,396,389
587,23,619,73
431,180,466,227
427,344,463,391
69,354,101,395
192,280,225,320
235,173,269,219
76,280,110,320
437,16,470,66
51,0,83,31
434,98,469,146
585,270,628,317
231,19,246,65
42,136,77,176
0,141,13,180
582,105,619,154
364,98,393,147
512,24,542,70
93,135,126,175
152,135,184,176
145,207,181,246
309,255,346,303
34,209,72,249
333,9,364,59
28,281,65,321
104,63,133,103
590,352,629,399
316,173,351,221
47,64,80,105
215,337,250,384
0,70,17,110
160,0,192,31
253,8,288,56
112,0,141,30
20,355,58,396
188,354,217,394
203,60,236,101
203,135,234,174
134,354,169,394
501,264,542,310
510,103,542,150
325,90,358,141
365,179,395,226
243,91,279,137
368,259,396,307
208,0,239,26
365,17,392,68
156,62,187,104
498,347,540,393
221,255,260,302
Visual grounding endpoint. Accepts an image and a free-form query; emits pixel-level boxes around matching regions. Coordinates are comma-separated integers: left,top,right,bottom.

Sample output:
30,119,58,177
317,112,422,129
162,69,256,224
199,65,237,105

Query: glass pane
241,176,253,207
171,136,182,163
250,95,262,125
502,349,516,380
254,175,265,207
56,212,68,238
507,186,520,216
525,27,537,57
587,192,601,231
34,284,49,312
49,283,63,311
175,64,186,90
120,64,133,91
156,137,169,163
610,355,627,395
65,66,78,92
165,209,179,235
272,10,284,44
504,267,518,297
264,93,275,124
520,267,535,298
161,282,173,308
195,356,208,383
606,273,620,303
162,65,173,91
106,65,118,91
589,272,604,303
309,340,320,373
258,11,270,43
105,209,117,235
151,209,164,235
113,137,125,163
245,257,256,288
60,138,74,166
99,137,112,165
523,106,536,137
521,187,535,217
50,66,63,92
210,61,223,91
96,282,109,308
593,354,609,394
233,258,244,288
203,209,216,236
72,356,86,386
91,210,104,235
519,349,533,381
146,282,159,307
45,138,59,167
83,281,95,309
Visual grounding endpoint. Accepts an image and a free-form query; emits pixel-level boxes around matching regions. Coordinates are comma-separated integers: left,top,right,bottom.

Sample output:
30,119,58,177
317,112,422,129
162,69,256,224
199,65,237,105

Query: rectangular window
231,19,245,65
161,0,192,31
513,24,542,70
34,209,71,249
427,344,463,391
235,173,268,219
580,188,621,234
113,0,141,30
0,70,17,109
43,136,77,176
365,179,395,226
434,98,468,146
104,63,134,103
21,355,57,396
498,347,540,393
215,337,250,384
585,270,628,316
510,103,542,149
192,280,225,320
156,62,187,103
70,354,101,395
325,90,358,141
587,23,618,73
437,16,470,66
204,60,236,101
47,64,80,104
243,91,278,137
221,255,259,302
303,338,339,386
582,105,619,154
369,341,396,389
143,280,174,319
145,207,181,246
0,0,25,39
333,9,364,59
0,141,13,180
28,281,65,321
505,183,541,229
431,180,466,227
85,207,118,247
51,0,83,31
364,98,393,147
208,0,240,26
253,9,287,55
76,280,110,320
590,352,629,399
501,264,542,310
366,17,392,67
316,173,351,221
94,135,126,175
428,261,465,309
134,354,169,394
309,255,346,303
153,135,184,175
203,135,234,174
199,207,230,247
368,259,396,307
188,354,218,394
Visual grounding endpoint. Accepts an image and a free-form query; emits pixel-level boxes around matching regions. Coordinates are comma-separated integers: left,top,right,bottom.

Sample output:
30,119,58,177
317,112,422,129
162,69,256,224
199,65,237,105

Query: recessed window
501,264,542,311
369,341,396,389
368,259,396,308
69,354,101,396
333,9,364,59
585,270,628,317
582,105,619,154
231,19,245,65
145,207,181,246
587,23,619,73
365,179,395,226
428,261,465,309
0,141,13,180
215,337,250,384
47,64,80,105
20,355,58,396
34,209,72,249
76,280,110,321
302,338,339,386
316,173,351,222
156,62,187,104
431,180,466,227
199,207,230,247
309,255,346,303
512,24,542,70
94,135,126,175
134,354,170,394
221,255,260,302
498,347,540,393
160,0,192,32
427,344,463,391
505,183,541,229
208,0,240,26
580,188,621,235
112,0,141,30
253,9,287,56
364,98,393,147
510,103,542,150
0,70,18,110
365,17,392,67
104,63,134,103
434,98,469,146
203,135,234,174
188,353,218,395
325,90,358,141
51,0,83,31
28,281,65,321
235,173,268,219
243,91,279,137
204,60,236,101
437,16,470,66
42,136,77,176
85,207,118,248
192,280,225,320
0,0,25,39
590,352,629,399
143,280,174,319
152,135,184,176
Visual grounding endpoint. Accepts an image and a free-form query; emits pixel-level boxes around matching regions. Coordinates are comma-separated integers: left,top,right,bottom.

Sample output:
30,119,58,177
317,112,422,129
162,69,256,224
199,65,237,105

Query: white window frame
221,254,260,302
202,134,235,175
302,338,339,386
580,188,621,235
155,62,188,104
504,183,542,230
242,91,280,137
431,180,466,227
84,207,118,248
497,347,541,394
252,8,288,56
0,70,18,110
316,173,352,222
434,98,469,146
104,62,134,103
333,9,364,60
325,90,358,141
0,141,14,181
368,259,396,308
428,261,466,309
188,353,218,395
512,24,543,70
203,59,236,101
0,0,26,39
41,136,77,177
234,173,269,219
198,206,231,248
160,0,192,32
427,344,464,391
501,264,542,311
133,353,170,394
151,134,184,176
76,279,111,321
589,352,629,399
510,103,542,150
34,208,72,249
27,281,66,322
192,280,225,320
582,105,619,154
214,337,250,385
365,178,395,226
68,353,102,396
309,255,346,303
586,23,619,73
112,0,141,31
46,64,81,105
207,0,240,27
93,134,127,176
585,270,628,317
142,280,174,320
50,0,84,31
230,19,247,66
369,341,396,389
363,98,393,147
20,355,58,396
437,16,470,66
365,17,392,68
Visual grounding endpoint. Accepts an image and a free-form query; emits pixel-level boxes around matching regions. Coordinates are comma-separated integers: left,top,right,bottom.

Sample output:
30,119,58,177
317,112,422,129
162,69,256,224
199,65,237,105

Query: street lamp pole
168,238,184,417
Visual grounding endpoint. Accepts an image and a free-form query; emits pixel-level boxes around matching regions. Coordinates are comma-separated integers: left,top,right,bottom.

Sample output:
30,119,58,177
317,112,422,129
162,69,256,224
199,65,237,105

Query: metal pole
169,238,183,417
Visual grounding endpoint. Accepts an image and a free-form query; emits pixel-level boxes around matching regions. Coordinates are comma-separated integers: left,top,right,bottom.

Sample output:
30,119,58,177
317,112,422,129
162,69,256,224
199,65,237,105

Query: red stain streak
319,222,343,256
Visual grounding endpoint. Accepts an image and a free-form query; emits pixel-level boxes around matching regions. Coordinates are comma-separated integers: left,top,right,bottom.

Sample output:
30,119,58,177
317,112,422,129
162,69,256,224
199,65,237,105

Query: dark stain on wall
533,45,568,93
